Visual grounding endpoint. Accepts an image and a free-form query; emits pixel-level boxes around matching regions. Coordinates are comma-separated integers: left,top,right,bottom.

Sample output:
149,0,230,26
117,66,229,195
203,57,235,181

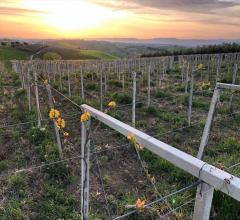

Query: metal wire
89,126,112,220
113,180,200,220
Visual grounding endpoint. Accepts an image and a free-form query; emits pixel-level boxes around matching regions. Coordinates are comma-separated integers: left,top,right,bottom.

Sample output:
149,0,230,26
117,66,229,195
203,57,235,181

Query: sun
21,0,125,33
45,1,113,31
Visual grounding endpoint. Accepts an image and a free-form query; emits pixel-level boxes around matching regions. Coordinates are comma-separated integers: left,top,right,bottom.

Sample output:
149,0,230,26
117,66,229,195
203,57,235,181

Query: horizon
0,0,240,40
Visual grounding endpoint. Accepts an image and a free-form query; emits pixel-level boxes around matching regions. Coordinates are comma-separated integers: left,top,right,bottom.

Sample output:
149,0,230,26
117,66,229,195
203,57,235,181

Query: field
0,46,31,60
79,50,118,60
0,45,117,61
0,54,240,219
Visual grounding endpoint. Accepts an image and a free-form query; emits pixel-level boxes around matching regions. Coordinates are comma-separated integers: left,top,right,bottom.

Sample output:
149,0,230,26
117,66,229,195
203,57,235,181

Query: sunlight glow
21,0,126,33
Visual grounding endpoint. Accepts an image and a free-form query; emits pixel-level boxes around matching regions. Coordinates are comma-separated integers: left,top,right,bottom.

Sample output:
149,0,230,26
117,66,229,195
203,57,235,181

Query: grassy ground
79,49,117,60
0,46,31,60
0,60,240,219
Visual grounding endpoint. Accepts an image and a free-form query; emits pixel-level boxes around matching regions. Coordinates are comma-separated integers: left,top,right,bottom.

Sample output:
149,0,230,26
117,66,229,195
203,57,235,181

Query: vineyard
0,53,240,220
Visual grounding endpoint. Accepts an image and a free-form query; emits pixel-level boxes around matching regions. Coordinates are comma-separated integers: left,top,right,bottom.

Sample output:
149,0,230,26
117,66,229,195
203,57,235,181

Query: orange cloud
0,0,239,39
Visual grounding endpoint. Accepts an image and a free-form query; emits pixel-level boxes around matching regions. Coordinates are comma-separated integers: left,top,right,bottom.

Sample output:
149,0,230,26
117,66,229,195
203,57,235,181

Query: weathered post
81,119,90,220
45,83,63,159
27,68,32,112
122,73,125,92
104,71,107,95
216,56,221,83
67,65,71,97
132,72,136,127
81,67,85,100
193,87,221,220
188,69,194,126
34,71,41,127
147,64,151,107
185,63,189,94
229,64,238,110
100,70,103,111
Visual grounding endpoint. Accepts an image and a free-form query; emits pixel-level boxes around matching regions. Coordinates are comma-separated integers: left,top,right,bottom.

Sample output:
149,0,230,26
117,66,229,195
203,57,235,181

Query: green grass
0,46,30,60
79,49,118,60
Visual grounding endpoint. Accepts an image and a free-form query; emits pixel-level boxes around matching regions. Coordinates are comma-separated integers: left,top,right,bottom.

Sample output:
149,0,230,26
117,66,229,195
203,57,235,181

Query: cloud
92,0,239,13
0,6,45,17
127,0,237,12
0,0,46,18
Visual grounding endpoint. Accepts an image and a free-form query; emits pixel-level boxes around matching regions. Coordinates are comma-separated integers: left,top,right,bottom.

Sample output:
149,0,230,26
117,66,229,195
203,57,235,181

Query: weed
111,93,132,104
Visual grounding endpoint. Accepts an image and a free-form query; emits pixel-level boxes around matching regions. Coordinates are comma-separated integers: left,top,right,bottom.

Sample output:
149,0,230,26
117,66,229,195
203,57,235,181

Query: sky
0,0,240,39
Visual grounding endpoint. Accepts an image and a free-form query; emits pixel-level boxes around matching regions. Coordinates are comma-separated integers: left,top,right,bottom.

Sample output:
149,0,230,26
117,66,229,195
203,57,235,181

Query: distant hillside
0,46,31,60
37,46,117,60
93,38,240,47
45,39,184,58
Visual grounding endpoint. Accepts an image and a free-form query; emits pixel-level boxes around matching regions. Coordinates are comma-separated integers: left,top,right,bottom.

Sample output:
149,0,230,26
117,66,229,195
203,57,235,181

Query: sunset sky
0,0,240,39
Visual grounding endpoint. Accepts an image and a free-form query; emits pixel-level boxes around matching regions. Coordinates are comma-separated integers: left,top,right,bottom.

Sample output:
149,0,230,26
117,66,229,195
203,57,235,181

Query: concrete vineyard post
193,87,221,220
100,70,103,111
34,71,41,127
67,65,71,97
132,72,136,127
81,119,90,220
229,64,238,110
45,83,63,159
27,68,32,112
81,67,85,100
188,69,194,126
147,64,151,107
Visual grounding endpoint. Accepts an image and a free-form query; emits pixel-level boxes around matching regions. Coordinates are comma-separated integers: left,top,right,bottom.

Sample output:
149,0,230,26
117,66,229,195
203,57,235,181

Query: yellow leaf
80,111,90,122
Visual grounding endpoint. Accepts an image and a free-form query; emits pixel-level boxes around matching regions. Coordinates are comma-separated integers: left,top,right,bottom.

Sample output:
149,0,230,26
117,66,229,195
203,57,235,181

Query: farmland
0,53,239,219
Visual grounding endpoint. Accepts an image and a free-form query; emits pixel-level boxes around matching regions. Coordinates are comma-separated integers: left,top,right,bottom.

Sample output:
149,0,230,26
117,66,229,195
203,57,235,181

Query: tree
43,52,62,60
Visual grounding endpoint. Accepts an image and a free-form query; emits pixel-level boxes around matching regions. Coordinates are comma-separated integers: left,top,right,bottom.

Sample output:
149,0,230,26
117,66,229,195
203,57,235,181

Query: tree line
141,43,240,57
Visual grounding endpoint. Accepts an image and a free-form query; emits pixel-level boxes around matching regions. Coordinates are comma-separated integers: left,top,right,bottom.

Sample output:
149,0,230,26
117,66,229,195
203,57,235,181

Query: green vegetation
1,46,240,219
79,49,117,60
111,92,132,104
0,46,30,60
43,52,62,60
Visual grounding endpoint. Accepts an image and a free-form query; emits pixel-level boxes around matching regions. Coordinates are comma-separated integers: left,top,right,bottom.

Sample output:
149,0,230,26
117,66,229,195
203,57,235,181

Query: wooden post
147,64,151,107
193,87,221,220
45,83,63,159
81,119,90,220
132,72,136,127
229,64,238,110
188,70,194,126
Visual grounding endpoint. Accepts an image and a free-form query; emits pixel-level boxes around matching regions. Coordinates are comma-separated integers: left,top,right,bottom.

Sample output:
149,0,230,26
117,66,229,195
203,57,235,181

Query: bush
192,99,209,111
109,79,122,87
111,93,132,104
0,160,9,172
154,90,171,98
0,199,28,220
8,174,28,191
146,105,158,116
43,143,69,180
43,52,62,60
14,88,26,99
86,83,97,90
28,127,48,146
38,184,80,219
